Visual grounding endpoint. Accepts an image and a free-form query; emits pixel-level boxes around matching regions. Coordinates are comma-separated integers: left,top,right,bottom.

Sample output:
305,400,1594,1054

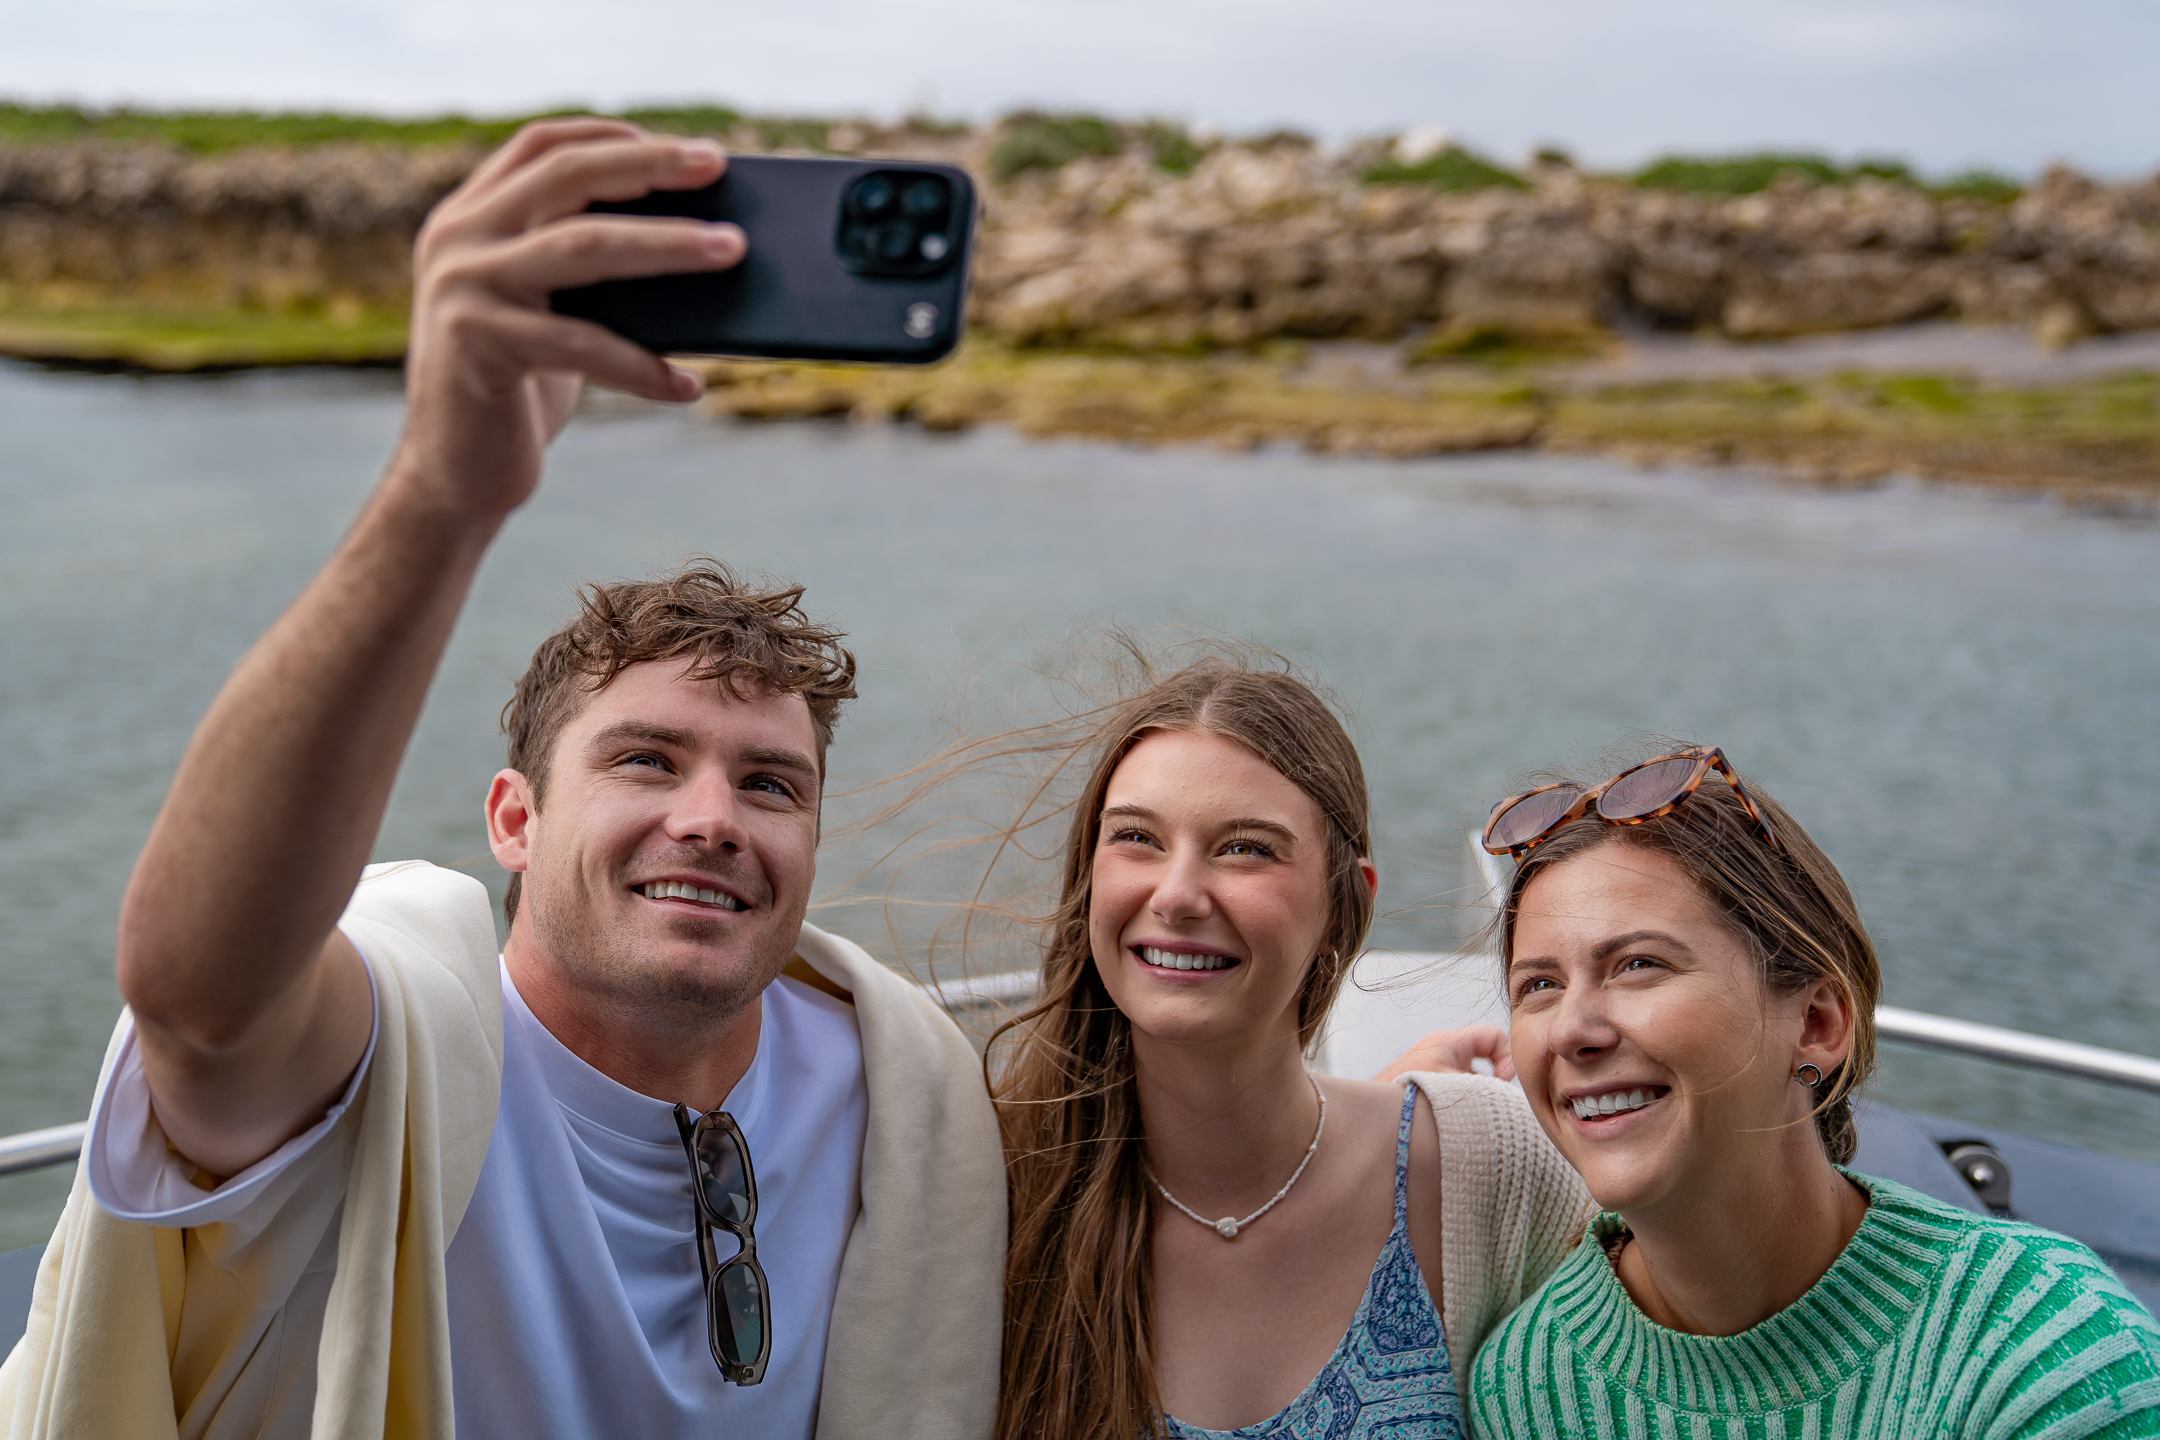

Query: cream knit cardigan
0,862,1007,1440
1406,1071,1597,1367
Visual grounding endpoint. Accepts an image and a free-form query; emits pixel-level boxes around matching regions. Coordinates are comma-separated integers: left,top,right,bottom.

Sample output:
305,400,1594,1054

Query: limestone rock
2,134,2154,344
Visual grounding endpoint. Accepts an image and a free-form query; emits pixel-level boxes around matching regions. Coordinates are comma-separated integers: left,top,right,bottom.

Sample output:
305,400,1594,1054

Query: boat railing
0,1125,88,1181
1871,1007,2160,1092
8,957,2159,1180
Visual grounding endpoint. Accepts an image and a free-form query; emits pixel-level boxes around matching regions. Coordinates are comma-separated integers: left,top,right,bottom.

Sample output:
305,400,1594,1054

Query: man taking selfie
0,120,1003,1439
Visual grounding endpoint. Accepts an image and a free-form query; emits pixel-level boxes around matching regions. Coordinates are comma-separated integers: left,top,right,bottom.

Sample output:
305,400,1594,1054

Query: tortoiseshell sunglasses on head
1481,745,1784,858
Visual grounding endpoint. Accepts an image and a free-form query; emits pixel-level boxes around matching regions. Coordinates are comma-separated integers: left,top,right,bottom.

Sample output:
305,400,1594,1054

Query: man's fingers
467,136,728,238
421,121,657,261
459,117,646,198
1455,1024,1513,1078
481,308,704,402
484,214,746,298
1373,1024,1515,1082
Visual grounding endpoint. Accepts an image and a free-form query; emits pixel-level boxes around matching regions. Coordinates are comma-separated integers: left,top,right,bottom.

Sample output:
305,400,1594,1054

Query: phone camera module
837,168,961,278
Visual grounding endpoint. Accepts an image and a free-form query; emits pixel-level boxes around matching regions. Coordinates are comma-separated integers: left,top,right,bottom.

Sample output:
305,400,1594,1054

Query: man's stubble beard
523,851,804,1039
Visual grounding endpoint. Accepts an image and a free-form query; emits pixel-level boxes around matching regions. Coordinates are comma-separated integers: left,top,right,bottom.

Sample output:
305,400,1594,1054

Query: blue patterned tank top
1162,1084,1465,1440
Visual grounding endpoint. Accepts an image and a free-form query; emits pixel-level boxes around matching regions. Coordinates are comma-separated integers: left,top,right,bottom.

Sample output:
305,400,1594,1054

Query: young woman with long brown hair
989,658,1593,1440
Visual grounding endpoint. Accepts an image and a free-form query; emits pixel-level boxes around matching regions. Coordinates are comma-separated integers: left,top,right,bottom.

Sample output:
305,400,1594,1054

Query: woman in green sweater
1465,745,2160,1439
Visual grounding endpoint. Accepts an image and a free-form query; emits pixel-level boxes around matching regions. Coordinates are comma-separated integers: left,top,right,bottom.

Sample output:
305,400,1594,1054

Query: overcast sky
3,0,2154,177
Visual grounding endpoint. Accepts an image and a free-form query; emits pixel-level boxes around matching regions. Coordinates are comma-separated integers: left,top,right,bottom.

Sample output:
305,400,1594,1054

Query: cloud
0,0,2150,176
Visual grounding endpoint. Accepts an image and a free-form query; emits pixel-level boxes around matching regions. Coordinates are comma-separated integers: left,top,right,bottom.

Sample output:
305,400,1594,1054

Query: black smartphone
549,155,976,365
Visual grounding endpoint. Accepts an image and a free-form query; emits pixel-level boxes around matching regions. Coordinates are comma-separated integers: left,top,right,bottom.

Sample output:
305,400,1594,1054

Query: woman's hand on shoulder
1374,1025,1514,1083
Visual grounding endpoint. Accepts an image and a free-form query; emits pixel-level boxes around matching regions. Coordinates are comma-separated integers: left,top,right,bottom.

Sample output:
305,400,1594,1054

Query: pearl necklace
1144,1073,1327,1240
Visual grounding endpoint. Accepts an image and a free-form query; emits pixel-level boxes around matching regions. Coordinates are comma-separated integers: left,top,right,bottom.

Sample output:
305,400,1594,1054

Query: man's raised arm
114,120,746,1178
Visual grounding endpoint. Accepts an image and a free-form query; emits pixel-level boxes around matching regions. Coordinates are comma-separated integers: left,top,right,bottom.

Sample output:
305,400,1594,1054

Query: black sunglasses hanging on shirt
672,1104,772,1385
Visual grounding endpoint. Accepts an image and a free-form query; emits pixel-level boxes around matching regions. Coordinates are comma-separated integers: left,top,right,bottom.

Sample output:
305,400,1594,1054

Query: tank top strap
1393,1080,1418,1223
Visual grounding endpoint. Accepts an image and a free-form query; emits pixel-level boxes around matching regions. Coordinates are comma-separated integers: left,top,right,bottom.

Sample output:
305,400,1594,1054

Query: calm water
2,362,2157,1247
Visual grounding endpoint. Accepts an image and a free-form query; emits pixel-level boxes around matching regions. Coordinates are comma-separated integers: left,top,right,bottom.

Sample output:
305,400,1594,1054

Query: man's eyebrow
582,726,818,782
585,721,696,753
739,744,821,780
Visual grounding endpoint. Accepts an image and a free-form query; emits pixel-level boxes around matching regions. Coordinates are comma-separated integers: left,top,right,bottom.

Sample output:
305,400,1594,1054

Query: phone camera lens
901,179,948,217
852,178,896,216
877,224,914,260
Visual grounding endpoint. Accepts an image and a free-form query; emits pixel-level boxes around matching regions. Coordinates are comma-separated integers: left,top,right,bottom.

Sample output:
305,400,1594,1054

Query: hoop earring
1793,1063,1824,1088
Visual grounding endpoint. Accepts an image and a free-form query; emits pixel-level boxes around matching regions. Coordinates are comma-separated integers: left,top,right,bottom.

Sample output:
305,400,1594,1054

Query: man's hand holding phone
391,118,748,523
116,120,751,1176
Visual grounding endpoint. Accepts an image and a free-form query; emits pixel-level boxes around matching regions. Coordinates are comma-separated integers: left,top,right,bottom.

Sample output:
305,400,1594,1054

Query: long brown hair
990,659,1375,1440
1499,750,1880,1163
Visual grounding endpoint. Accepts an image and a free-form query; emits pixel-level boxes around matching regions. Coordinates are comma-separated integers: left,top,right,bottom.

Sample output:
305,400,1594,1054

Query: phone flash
904,303,940,339
919,233,950,261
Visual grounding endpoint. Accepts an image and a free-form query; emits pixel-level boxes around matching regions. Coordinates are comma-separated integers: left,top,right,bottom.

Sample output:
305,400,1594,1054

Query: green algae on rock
0,303,407,370
683,341,2160,499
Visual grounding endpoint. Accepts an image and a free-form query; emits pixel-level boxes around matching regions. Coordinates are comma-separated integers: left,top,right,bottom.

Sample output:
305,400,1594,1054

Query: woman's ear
1793,974,1856,1076
1357,857,1377,898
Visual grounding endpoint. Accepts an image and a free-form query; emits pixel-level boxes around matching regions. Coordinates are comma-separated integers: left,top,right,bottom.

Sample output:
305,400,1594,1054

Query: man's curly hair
499,559,858,922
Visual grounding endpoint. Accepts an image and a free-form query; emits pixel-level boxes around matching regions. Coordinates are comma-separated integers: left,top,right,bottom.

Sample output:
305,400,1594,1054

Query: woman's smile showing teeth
1569,1086,1669,1121
637,879,747,911
1135,945,1236,973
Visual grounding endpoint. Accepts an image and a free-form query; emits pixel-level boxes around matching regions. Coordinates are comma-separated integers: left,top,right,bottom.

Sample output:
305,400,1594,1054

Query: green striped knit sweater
1468,1172,2160,1439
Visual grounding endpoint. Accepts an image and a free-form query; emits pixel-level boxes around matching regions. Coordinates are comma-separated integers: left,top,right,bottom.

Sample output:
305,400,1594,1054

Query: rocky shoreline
972,153,2160,353
4,119,2158,346
1,115,2155,492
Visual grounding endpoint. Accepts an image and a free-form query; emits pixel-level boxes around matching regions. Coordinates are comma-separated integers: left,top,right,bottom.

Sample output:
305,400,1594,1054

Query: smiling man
0,119,1002,1440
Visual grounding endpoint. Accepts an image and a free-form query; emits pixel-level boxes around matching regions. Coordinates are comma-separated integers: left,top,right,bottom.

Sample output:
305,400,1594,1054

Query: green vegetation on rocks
984,112,1223,182
1362,146,1527,192
0,101,854,155
1932,169,2025,204
1631,150,2025,201
987,113,1129,182
0,102,529,153
1633,151,1917,194
1139,121,1211,175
